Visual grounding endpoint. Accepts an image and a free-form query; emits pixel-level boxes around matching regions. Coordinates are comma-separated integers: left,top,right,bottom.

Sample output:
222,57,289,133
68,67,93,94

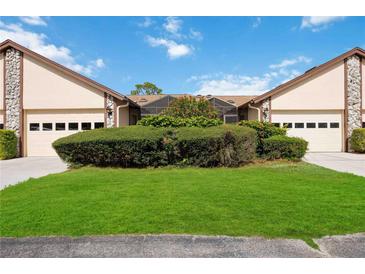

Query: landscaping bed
1,161,364,245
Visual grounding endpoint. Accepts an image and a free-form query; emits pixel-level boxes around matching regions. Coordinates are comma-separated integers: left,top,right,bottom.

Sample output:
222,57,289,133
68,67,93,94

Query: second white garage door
271,110,343,152
25,109,105,156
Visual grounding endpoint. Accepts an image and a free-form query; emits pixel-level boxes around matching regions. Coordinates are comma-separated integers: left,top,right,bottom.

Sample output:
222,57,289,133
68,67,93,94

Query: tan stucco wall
0,110,4,124
118,106,129,126
0,53,4,111
271,62,345,110
23,54,105,109
248,107,259,120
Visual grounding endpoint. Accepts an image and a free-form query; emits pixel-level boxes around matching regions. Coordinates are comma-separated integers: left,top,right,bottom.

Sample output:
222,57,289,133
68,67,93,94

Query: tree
162,96,218,119
130,82,163,95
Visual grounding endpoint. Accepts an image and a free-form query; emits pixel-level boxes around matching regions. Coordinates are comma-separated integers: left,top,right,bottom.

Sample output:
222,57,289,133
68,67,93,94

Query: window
56,123,66,131
29,123,40,131
306,122,316,128
295,123,304,128
0,123,3,129
362,122,365,128
68,122,79,131
224,115,238,124
283,123,292,129
272,123,280,128
94,122,104,129
82,122,92,130
42,123,53,131
318,122,328,128
330,122,340,128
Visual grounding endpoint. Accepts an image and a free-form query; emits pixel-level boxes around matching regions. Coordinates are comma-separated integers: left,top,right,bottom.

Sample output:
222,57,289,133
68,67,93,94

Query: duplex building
1,39,364,156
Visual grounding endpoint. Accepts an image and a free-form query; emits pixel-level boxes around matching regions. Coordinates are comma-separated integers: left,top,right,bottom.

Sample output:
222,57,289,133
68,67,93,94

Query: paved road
1,234,364,258
0,157,67,189
304,152,365,177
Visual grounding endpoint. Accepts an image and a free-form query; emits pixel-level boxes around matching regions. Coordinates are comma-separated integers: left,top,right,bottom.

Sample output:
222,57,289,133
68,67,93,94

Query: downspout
116,102,129,127
248,103,261,122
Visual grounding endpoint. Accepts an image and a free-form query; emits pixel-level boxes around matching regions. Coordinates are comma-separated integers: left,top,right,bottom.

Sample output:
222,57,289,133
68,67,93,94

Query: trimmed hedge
137,115,223,128
0,130,17,160
238,120,287,155
263,135,308,160
53,125,256,167
350,128,365,153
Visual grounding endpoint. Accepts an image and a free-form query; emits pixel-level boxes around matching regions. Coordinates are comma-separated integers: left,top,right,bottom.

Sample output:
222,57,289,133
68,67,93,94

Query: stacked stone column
4,47,22,156
106,94,115,128
261,98,271,122
345,55,362,151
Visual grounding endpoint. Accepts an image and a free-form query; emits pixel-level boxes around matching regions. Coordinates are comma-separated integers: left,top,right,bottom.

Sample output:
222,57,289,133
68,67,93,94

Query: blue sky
0,16,364,96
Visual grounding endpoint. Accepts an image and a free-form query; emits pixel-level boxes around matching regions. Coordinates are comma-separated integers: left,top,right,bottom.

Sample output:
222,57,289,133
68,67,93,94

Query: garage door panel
271,110,343,152
26,110,104,156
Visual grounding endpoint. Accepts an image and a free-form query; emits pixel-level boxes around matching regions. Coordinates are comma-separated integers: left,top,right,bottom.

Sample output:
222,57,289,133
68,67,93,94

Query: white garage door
25,110,105,156
271,110,343,152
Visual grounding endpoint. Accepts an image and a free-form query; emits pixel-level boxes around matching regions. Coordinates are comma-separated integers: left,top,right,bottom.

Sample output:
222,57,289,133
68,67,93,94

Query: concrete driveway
0,157,68,189
1,233,364,258
304,153,365,177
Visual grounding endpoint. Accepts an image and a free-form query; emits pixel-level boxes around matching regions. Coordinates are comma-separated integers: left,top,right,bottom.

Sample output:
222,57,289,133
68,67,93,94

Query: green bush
162,96,218,118
137,115,223,128
53,125,256,167
238,120,287,155
350,128,365,153
0,130,17,160
262,135,308,160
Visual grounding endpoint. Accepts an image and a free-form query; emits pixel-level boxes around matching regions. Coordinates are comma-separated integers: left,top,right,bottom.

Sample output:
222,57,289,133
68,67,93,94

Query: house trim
344,59,349,152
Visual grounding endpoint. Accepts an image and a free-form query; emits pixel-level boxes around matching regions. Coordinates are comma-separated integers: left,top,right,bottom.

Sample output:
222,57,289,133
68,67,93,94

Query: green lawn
1,162,365,245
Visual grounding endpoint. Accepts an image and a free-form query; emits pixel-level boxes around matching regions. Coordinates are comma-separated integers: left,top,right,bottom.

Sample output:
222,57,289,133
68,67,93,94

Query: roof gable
0,39,137,107
253,47,365,104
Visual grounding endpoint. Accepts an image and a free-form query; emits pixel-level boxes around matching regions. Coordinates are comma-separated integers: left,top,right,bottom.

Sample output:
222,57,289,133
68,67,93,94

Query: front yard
1,162,364,246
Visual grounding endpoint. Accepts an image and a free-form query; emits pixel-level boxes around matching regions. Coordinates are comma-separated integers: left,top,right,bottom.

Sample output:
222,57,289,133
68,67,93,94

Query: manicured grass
1,162,365,244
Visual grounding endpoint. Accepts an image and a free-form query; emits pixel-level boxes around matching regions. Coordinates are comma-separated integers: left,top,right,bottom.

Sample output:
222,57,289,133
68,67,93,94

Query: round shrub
350,128,365,153
238,120,287,155
137,115,223,128
0,130,17,160
262,135,308,160
53,125,256,167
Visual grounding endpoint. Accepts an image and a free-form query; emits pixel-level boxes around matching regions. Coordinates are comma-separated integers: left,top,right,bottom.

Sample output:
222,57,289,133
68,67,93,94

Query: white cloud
143,17,202,60
252,17,261,28
189,28,203,40
163,17,182,36
146,36,193,59
191,74,272,96
0,21,105,76
19,16,47,26
138,17,154,28
93,58,105,68
189,54,312,95
269,56,312,69
301,16,345,32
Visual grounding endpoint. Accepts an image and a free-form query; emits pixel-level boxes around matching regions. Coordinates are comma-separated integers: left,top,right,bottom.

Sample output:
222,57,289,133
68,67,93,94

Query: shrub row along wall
53,125,256,167
137,115,223,128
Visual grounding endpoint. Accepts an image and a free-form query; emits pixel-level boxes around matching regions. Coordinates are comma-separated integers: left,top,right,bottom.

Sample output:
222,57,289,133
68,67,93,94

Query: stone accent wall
4,48,22,156
106,94,115,128
261,98,271,122
346,55,362,150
